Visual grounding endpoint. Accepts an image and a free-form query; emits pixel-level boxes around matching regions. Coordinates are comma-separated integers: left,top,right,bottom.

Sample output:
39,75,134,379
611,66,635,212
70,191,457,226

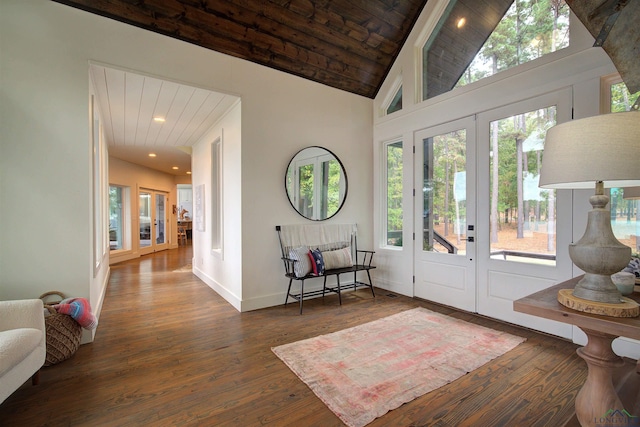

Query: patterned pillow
322,247,353,270
308,248,325,275
289,246,312,278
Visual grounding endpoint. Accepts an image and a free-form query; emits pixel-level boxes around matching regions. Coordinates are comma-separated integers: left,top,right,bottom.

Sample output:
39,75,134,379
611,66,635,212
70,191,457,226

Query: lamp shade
623,187,640,199
539,112,640,189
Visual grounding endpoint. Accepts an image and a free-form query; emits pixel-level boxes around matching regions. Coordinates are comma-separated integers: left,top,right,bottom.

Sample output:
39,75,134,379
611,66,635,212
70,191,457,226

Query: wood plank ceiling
53,0,429,99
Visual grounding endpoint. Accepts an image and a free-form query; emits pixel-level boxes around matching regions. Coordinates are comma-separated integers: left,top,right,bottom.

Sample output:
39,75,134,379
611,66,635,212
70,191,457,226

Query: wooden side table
514,276,640,427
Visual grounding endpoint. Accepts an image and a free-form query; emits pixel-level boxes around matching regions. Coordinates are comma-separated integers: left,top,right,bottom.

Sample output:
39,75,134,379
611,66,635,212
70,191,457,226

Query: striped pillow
289,246,312,278
322,247,353,270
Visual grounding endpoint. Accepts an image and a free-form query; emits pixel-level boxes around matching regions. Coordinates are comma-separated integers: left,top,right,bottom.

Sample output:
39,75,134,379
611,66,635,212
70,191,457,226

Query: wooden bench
276,224,375,314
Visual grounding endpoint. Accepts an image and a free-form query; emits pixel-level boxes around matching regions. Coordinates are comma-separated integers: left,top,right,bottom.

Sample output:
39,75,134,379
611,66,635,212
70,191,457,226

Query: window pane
611,82,640,112
387,142,403,246
610,188,640,256
387,85,402,114
109,186,123,250
423,130,467,255
489,106,557,264
609,80,640,255
423,0,570,100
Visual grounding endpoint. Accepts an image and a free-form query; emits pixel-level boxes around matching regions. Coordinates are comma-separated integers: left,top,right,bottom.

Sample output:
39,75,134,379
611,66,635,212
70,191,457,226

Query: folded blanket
54,298,98,330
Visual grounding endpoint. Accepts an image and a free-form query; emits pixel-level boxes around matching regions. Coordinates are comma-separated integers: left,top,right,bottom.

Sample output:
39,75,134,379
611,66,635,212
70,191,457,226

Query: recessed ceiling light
456,17,466,29
172,166,179,170
148,153,157,157
153,117,165,123
186,171,192,175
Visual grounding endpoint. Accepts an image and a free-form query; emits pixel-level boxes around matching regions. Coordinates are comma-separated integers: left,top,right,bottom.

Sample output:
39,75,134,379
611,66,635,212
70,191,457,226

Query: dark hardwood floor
0,247,613,426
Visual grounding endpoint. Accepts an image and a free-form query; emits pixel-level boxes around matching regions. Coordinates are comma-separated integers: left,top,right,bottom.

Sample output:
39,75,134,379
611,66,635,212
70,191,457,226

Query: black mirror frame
284,146,348,221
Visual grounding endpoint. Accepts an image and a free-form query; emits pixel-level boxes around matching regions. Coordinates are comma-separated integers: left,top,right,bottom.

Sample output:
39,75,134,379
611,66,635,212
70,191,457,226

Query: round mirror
285,146,348,221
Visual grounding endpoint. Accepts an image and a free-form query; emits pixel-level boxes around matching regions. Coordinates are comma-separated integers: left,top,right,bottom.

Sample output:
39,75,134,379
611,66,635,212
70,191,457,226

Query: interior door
139,189,169,255
414,116,477,312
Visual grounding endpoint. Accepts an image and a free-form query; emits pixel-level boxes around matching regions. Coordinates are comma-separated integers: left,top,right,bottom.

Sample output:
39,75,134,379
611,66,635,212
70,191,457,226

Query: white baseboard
193,265,242,312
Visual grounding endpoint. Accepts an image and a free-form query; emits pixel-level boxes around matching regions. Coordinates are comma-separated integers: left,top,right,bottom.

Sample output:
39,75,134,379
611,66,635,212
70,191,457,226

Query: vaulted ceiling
54,0,429,99
53,0,639,175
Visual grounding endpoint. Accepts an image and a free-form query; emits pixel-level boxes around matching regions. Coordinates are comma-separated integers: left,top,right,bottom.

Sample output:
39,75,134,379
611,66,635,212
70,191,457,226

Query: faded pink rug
272,307,525,427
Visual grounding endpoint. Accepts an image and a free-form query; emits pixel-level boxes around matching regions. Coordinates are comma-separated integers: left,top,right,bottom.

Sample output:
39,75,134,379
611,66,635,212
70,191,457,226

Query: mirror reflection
285,146,347,221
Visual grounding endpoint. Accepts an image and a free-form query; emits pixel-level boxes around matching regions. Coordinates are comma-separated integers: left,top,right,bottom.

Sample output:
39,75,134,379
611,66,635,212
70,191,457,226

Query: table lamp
539,111,640,306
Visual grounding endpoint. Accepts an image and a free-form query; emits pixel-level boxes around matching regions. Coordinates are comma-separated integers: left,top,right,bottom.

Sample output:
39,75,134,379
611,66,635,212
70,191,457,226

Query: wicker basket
40,291,82,366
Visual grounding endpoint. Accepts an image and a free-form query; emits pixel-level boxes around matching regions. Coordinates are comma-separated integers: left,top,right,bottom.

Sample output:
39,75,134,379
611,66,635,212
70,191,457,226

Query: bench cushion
289,246,313,278
0,328,42,377
322,247,353,270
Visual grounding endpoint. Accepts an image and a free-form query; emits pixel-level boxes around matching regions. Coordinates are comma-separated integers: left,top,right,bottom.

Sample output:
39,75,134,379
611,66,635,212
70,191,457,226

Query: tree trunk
516,114,525,239
490,119,499,243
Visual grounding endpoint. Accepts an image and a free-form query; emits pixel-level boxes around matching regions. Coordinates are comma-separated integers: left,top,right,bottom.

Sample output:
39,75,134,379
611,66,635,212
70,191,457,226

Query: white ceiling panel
90,64,239,175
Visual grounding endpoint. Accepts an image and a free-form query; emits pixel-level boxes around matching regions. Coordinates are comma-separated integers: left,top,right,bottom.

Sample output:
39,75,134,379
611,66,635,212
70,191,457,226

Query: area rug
272,307,525,427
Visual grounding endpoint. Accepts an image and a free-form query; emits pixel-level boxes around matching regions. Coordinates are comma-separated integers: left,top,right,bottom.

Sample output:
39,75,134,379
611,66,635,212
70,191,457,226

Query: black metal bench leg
337,275,342,305
285,278,293,306
367,270,375,297
299,279,304,314
353,270,357,291
323,276,327,298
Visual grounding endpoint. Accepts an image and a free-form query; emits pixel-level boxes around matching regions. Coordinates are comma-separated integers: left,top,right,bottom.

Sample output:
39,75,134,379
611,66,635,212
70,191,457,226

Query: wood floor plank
0,246,594,426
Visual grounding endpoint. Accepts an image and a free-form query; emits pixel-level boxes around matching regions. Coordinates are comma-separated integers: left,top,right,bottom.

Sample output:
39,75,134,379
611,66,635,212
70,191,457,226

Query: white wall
0,2,104,317
192,101,244,310
0,1,373,316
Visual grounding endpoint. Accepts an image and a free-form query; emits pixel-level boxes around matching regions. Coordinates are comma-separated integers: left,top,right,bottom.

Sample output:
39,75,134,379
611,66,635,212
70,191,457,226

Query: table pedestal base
575,328,626,426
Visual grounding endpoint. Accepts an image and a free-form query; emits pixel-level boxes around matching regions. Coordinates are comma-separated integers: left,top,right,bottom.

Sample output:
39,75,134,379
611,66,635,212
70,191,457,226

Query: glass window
611,81,640,113
109,186,124,250
489,106,557,264
607,76,640,255
386,85,402,115
423,0,570,100
211,138,223,251
386,141,403,246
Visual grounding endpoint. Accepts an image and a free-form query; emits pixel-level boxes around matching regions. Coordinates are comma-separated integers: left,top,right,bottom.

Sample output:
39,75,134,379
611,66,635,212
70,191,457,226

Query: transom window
422,0,570,101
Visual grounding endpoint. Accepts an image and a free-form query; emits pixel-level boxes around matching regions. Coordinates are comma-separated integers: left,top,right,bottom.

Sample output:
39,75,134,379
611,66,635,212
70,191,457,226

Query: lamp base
572,273,625,304
568,184,630,304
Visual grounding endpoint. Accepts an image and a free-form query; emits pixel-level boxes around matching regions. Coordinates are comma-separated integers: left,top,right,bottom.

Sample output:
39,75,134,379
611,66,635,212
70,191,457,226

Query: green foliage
456,0,569,88
387,142,403,245
611,82,640,112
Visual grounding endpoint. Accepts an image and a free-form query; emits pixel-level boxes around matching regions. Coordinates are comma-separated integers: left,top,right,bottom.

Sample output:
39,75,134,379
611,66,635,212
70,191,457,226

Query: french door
474,90,573,336
414,116,477,312
413,89,574,337
139,189,169,255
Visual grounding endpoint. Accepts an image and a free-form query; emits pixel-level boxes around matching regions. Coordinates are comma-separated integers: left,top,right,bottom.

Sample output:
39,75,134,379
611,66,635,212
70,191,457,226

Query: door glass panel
139,192,151,248
423,129,467,255
489,106,557,264
155,193,166,245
